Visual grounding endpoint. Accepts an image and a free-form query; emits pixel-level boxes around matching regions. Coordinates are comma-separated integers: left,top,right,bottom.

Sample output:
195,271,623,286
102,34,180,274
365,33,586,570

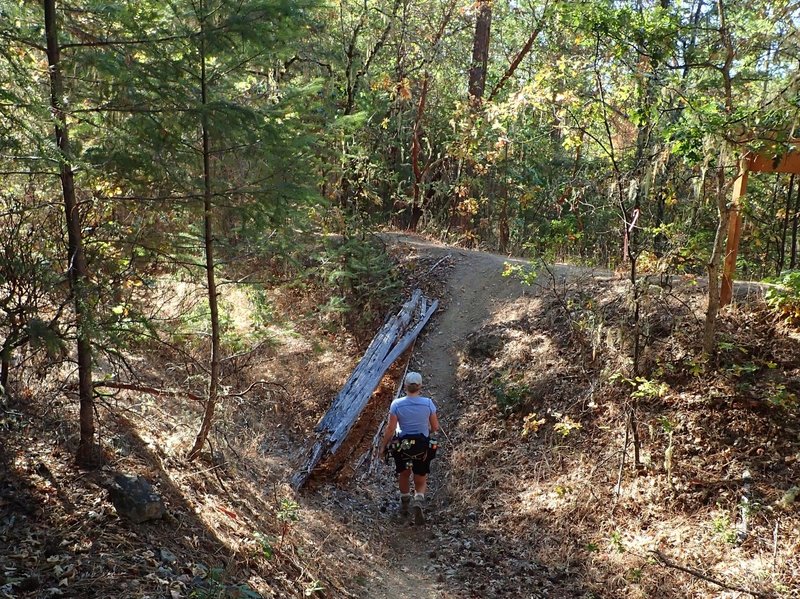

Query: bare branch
650,550,774,599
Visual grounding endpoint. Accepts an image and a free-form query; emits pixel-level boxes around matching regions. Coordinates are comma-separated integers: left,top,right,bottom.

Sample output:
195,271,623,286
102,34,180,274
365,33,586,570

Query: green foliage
764,384,798,410
0,201,69,371
170,289,277,355
248,288,276,328
686,356,706,377
521,216,589,264
253,532,275,559
492,375,530,416
609,530,625,553
764,271,800,324
554,484,570,497
23,318,65,359
502,262,538,286
306,234,403,328
725,361,759,377
553,414,582,437
657,416,676,434
631,378,669,400
610,373,669,400
711,512,737,545
277,498,301,523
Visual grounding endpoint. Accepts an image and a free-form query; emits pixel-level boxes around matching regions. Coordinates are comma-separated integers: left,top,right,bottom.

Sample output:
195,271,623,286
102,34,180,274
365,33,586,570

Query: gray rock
160,548,178,564
108,474,165,523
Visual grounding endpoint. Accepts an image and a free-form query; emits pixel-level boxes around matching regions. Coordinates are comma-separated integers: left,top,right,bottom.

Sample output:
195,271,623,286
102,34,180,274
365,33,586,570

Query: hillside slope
307,233,799,599
1,232,798,599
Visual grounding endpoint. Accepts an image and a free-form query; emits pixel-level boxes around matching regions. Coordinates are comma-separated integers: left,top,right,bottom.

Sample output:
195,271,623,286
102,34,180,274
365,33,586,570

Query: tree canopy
1,0,799,461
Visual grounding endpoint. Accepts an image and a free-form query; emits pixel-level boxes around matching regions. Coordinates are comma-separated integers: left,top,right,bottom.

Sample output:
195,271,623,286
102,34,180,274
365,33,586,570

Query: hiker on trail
378,371,439,524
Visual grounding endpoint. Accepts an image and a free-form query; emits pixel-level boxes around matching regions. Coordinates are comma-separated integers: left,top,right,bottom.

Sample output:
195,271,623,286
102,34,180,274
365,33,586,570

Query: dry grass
3,241,799,599
435,277,800,598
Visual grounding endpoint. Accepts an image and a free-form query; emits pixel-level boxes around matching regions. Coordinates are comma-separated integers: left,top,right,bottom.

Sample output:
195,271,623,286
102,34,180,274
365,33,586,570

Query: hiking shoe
412,498,425,525
399,495,411,516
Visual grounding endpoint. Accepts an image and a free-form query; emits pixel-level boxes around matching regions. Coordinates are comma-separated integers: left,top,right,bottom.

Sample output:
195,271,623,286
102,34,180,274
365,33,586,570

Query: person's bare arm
429,412,440,435
379,414,399,454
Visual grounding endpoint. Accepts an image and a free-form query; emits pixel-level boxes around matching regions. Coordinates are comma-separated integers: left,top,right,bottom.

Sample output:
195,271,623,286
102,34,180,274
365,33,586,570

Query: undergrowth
444,277,800,598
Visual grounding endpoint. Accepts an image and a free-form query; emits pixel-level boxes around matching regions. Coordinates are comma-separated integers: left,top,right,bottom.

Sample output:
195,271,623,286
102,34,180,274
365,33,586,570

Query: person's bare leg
412,473,428,525
413,474,427,497
398,470,412,515
398,470,411,494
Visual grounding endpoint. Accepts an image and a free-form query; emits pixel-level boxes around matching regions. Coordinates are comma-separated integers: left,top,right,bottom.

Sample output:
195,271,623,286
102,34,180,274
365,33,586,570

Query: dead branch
650,550,774,599
613,414,630,507
94,380,204,403
223,379,287,400
426,254,452,275
686,476,761,488
205,436,230,496
95,379,285,405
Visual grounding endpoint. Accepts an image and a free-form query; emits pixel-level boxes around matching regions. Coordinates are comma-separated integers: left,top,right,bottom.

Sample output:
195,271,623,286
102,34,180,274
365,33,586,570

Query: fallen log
290,290,438,490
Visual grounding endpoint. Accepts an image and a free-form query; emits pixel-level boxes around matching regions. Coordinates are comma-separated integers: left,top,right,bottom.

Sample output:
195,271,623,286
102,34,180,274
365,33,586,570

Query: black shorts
391,434,435,476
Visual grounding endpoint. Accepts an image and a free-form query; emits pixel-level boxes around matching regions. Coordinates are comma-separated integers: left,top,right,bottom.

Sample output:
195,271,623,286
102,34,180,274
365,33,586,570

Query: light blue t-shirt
390,395,437,437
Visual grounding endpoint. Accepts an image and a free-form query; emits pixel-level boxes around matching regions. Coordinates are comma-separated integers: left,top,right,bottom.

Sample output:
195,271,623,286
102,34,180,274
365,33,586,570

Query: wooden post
718,146,800,306
720,163,749,307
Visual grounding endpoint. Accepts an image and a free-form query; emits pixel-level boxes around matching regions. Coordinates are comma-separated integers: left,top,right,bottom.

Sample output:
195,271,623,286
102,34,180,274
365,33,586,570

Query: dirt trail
391,233,607,412
300,233,611,598
398,235,531,414
306,234,779,598
347,234,609,598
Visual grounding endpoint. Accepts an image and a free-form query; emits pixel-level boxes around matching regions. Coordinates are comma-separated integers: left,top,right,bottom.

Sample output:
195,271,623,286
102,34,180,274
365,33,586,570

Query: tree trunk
777,174,793,275
764,175,780,271
704,0,736,347
498,193,510,254
44,0,99,468
786,173,800,270
1,356,9,392
455,0,492,242
468,0,491,105
409,75,430,230
406,0,457,230
189,7,222,461
704,160,731,353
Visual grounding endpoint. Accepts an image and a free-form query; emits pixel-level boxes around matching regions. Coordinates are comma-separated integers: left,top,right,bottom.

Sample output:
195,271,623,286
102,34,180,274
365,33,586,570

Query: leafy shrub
502,261,538,286
609,372,668,400
764,270,800,324
711,512,737,545
553,414,582,437
492,375,530,416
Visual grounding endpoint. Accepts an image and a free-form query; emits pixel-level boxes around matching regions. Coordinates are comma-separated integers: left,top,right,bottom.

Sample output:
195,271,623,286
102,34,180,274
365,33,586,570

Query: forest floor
1,232,799,599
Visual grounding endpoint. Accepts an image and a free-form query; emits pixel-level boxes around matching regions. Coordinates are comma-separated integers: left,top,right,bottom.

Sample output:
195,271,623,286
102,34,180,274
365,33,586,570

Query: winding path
354,234,608,598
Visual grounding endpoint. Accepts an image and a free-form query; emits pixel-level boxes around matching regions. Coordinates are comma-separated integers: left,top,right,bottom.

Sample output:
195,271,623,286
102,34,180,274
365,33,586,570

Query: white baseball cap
404,372,422,386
